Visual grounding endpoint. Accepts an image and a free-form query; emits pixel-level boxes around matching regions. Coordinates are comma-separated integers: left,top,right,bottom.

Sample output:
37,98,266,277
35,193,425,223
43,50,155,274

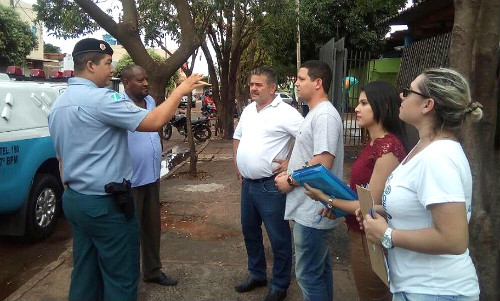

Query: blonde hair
418,68,483,135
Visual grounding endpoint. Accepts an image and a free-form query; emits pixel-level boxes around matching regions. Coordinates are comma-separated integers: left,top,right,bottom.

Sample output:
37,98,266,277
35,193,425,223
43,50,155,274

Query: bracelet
287,174,295,187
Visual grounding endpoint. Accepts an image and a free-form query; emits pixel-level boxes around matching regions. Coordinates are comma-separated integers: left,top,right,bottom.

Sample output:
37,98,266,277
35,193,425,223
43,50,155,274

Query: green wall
368,58,401,87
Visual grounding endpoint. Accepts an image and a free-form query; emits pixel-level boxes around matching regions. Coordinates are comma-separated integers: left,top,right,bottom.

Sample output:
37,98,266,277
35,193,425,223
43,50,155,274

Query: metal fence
396,32,452,146
396,32,452,91
319,37,346,112
319,38,373,146
319,33,452,147
343,50,373,146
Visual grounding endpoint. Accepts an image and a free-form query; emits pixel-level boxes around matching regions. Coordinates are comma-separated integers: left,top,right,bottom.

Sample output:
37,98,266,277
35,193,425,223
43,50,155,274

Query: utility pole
295,0,301,72
296,0,307,116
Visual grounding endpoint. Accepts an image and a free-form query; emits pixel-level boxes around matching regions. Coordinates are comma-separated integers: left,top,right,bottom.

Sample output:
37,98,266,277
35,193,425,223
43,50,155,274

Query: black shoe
263,289,287,301
145,272,178,286
235,275,267,292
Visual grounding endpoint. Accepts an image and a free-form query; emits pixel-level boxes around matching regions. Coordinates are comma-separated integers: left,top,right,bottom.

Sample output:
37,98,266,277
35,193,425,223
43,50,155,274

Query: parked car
0,73,10,81
275,92,298,108
0,80,66,241
178,95,196,108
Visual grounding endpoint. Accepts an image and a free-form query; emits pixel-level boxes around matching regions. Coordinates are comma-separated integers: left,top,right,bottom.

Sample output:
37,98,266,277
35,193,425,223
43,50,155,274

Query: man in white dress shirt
233,67,304,301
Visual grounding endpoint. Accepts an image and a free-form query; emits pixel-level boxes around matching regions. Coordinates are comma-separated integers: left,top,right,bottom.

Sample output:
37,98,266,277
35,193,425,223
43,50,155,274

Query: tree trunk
201,41,222,137
450,1,500,300
203,0,260,139
147,72,168,106
186,93,197,175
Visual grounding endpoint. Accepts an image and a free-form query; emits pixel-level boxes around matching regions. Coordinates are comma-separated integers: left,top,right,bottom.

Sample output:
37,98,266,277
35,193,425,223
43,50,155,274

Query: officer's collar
68,77,100,88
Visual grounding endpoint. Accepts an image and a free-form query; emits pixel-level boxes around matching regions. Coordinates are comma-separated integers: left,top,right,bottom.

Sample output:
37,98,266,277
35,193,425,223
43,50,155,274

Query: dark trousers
63,188,139,301
241,177,292,292
132,180,162,281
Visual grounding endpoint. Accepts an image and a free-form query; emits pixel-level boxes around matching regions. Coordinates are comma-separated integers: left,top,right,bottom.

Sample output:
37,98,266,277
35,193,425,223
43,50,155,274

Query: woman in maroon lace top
305,81,408,301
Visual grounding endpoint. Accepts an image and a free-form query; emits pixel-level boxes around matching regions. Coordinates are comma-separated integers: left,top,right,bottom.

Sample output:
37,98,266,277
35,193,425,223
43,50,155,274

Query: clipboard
356,185,389,287
292,164,357,217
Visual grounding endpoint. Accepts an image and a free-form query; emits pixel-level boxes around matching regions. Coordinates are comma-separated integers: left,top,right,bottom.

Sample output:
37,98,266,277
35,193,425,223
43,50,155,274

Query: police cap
72,38,114,57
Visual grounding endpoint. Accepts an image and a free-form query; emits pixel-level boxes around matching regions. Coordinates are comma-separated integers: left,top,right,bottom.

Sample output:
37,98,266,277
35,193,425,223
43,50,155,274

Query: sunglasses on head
402,88,431,99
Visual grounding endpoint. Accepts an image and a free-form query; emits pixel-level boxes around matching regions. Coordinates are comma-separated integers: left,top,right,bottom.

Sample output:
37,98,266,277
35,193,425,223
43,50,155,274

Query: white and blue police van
0,74,67,241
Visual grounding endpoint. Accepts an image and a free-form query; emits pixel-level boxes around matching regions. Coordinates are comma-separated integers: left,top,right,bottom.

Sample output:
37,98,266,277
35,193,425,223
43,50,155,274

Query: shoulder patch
109,93,123,101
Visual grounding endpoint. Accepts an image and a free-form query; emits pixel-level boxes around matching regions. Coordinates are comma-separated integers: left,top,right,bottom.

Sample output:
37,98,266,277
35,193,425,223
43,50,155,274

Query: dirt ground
6,139,362,301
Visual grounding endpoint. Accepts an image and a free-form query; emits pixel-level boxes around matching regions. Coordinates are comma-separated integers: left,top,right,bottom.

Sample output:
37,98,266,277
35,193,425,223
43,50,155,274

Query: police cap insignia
72,38,114,57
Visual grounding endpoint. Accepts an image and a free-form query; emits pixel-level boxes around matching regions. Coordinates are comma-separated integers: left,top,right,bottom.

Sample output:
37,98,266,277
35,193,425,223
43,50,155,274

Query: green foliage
299,0,406,60
44,42,61,53
137,0,179,46
254,0,406,76
114,49,179,93
34,0,211,49
255,0,297,77
0,4,37,66
34,0,99,38
136,0,211,47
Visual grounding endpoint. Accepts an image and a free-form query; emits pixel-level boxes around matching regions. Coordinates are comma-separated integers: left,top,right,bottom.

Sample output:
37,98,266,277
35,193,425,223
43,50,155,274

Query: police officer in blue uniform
48,38,207,301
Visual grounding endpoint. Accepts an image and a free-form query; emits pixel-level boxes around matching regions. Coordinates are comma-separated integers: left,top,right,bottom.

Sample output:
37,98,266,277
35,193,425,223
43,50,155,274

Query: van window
0,86,65,133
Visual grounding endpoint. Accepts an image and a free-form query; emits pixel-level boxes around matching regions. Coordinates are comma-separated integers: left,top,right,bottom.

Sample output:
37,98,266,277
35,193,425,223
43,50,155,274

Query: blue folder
292,164,357,217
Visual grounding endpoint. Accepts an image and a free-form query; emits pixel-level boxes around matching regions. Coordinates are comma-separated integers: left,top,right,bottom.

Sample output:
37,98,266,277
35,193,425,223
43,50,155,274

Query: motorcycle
162,114,212,142
201,105,216,118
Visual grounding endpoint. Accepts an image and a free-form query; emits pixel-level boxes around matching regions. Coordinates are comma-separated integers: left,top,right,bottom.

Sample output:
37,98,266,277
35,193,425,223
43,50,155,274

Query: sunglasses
402,88,431,99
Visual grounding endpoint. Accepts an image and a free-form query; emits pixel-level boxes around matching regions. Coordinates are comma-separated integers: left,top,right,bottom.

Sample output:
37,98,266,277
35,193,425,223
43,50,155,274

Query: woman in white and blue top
360,68,482,301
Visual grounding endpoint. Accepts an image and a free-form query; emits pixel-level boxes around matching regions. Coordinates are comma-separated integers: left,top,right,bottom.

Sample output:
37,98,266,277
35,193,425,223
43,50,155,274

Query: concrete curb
5,241,72,301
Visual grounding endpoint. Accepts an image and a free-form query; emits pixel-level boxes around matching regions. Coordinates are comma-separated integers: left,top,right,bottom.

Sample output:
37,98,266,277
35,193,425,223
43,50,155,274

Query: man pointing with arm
48,38,207,301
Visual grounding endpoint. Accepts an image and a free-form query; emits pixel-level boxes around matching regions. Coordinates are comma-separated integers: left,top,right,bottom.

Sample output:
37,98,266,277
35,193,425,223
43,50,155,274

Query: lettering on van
0,145,20,167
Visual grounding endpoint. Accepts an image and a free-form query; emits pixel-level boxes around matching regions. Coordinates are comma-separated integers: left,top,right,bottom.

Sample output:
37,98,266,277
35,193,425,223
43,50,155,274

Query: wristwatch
326,197,336,209
381,227,394,249
286,174,295,187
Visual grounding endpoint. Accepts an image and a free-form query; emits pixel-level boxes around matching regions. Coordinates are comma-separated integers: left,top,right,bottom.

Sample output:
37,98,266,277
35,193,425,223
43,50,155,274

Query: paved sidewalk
6,139,358,301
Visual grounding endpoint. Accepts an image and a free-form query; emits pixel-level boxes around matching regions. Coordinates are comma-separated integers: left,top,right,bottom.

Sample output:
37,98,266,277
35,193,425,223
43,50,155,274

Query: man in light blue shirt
122,65,177,287
48,38,207,301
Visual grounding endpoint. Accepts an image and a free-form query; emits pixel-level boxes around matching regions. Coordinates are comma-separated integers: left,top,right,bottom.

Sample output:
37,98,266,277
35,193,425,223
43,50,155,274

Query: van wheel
26,173,62,241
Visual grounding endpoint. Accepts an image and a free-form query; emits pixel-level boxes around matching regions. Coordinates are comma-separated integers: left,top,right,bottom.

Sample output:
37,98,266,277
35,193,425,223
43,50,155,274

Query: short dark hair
300,60,332,94
362,81,409,151
121,65,145,81
73,52,108,73
250,66,277,85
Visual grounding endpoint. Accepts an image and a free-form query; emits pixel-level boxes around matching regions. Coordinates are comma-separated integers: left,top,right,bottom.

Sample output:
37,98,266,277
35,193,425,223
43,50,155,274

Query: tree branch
120,0,139,30
74,0,119,34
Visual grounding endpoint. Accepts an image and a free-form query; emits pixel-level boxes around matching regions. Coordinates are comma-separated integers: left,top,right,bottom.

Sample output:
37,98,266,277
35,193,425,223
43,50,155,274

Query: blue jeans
294,222,334,301
241,177,292,292
393,292,479,301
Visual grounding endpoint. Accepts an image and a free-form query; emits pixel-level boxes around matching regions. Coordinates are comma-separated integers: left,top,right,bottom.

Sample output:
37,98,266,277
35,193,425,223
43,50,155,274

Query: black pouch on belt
104,178,135,220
